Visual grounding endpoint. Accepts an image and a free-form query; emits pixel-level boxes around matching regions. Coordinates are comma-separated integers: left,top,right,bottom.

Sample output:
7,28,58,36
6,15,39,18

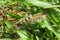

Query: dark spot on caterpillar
14,23,23,29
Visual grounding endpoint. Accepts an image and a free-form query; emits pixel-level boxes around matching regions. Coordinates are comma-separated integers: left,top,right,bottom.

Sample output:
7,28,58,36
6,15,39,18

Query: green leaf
6,11,24,19
17,30,33,40
4,20,14,28
25,0,60,8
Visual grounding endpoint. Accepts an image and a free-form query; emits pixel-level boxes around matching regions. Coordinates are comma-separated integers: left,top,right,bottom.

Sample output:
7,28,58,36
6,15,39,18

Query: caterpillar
14,13,46,29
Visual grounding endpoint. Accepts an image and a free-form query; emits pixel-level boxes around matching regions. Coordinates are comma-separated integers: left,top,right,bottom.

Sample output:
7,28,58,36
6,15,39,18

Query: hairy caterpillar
14,13,46,29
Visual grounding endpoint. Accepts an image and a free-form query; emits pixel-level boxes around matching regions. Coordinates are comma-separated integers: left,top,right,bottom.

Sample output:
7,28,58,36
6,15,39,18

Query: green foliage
17,30,33,40
19,0,60,8
4,20,14,28
0,0,60,40
6,11,25,19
